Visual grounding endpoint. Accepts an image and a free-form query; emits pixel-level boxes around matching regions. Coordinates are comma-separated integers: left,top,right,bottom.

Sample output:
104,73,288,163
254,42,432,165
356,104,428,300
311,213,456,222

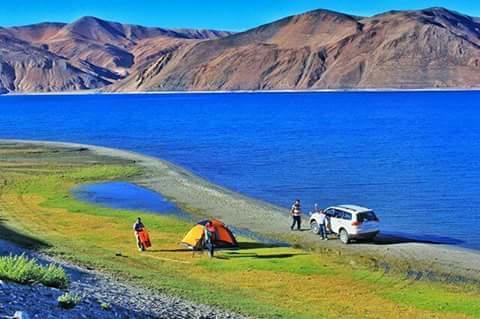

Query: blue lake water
73,181,285,244
1,92,480,249
73,182,190,219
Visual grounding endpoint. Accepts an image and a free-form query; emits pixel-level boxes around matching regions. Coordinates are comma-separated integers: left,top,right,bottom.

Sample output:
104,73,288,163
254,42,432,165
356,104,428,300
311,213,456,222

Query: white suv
310,205,380,244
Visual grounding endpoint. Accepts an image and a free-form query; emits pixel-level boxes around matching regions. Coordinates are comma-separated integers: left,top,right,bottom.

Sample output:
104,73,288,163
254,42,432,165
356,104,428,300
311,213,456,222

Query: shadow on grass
237,241,280,250
0,217,49,250
222,251,306,260
147,249,192,253
144,242,285,255
147,242,280,253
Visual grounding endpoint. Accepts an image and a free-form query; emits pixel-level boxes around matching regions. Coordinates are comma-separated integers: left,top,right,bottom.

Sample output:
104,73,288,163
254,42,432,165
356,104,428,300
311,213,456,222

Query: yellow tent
181,219,238,250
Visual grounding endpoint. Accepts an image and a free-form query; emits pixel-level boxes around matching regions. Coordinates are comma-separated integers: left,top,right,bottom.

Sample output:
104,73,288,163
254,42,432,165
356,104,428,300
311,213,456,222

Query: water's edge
4,139,480,283
4,87,480,97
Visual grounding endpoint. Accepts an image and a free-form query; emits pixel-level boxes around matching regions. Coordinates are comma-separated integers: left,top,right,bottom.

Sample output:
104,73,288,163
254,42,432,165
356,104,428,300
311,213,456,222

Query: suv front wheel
310,220,320,235
339,229,350,244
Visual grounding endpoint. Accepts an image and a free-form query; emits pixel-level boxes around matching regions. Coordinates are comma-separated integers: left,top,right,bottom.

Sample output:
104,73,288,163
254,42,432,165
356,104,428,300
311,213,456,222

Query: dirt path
2,139,480,282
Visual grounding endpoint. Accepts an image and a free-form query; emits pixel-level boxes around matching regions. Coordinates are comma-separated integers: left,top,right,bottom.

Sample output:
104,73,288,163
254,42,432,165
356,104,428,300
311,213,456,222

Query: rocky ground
0,240,246,319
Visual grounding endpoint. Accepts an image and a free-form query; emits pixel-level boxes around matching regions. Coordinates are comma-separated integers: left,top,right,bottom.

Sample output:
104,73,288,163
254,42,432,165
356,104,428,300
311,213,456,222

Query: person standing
290,199,302,231
204,221,216,258
311,203,328,240
133,217,145,251
317,209,328,240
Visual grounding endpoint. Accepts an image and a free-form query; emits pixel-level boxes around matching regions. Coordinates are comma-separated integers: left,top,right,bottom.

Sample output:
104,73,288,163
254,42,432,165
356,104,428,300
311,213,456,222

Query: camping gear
138,229,151,248
181,219,238,250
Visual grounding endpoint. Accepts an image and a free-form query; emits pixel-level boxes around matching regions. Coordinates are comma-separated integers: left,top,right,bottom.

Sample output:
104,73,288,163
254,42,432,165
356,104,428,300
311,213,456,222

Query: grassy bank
0,143,479,319
0,254,68,288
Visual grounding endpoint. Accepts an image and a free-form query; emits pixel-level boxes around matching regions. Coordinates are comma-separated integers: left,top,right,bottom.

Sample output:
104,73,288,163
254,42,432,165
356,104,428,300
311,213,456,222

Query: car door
326,208,341,234
340,211,353,233
334,209,348,233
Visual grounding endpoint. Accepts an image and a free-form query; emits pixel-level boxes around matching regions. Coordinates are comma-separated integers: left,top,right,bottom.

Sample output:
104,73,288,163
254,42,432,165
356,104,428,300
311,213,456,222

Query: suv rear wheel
310,220,320,235
339,229,349,244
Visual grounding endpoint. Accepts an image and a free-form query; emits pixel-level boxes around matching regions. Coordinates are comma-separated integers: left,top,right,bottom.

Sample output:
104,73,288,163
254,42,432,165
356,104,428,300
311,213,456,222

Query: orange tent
181,219,238,250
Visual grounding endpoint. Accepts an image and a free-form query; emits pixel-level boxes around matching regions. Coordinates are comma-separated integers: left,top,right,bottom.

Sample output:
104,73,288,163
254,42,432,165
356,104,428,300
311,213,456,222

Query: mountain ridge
0,16,233,93
2,8,480,93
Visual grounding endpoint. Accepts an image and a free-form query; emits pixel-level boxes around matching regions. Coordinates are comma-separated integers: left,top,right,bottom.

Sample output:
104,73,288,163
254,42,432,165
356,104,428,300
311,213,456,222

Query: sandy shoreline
1,139,480,281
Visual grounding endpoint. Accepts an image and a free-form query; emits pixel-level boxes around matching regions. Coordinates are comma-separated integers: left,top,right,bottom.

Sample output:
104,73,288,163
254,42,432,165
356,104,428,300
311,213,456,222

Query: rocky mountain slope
113,8,480,91
2,8,480,93
0,17,231,93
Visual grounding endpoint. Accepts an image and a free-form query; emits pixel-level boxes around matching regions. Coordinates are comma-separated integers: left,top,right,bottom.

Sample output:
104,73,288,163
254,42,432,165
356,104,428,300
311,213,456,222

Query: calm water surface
73,182,190,219
1,92,479,248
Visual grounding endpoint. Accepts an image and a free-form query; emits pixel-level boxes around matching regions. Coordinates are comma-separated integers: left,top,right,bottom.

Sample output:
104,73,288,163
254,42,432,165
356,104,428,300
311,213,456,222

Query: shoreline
1,139,480,281
3,87,480,96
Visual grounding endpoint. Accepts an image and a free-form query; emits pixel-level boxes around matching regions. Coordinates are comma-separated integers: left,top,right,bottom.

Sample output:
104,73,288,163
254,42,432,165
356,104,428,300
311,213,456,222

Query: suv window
334,210,344,219
325,209,335,217
342,212,352,220
357,211,378,222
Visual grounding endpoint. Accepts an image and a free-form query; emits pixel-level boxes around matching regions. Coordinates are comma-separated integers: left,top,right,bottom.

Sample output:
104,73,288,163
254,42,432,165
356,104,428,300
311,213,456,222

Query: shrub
0,254,69,289
100,302,111,311
58,293,82,309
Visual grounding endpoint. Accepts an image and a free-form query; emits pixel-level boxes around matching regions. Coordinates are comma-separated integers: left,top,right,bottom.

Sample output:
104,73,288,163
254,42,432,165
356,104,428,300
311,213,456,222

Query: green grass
1,148,480,319
386,288,480,318
58,293,82,309
0,254,68,288
350,269,480,318
198,249,338,276
100,302,111,311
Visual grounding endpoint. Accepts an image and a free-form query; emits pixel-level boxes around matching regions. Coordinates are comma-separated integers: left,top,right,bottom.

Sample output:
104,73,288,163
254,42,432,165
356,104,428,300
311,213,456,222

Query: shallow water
74,181,285,245
73,182,190,219
1,92,479,249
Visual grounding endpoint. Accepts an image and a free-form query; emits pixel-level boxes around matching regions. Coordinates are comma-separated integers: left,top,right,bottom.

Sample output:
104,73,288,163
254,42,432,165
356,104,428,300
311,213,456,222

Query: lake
73,181,190,220
1,92,479,249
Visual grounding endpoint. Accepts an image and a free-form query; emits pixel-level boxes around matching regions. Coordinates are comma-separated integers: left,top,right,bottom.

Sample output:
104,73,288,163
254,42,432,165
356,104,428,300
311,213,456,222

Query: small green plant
100,302,111,311
58,293,82,309
0,254,68,288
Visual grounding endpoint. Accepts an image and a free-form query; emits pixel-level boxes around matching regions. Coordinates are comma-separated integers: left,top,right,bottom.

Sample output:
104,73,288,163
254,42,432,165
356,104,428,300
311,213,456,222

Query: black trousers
291,215,301,230
206,241,214,257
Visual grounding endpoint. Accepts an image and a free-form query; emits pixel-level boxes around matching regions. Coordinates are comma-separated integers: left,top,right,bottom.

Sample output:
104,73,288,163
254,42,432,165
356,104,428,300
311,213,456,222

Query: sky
1,0,480,31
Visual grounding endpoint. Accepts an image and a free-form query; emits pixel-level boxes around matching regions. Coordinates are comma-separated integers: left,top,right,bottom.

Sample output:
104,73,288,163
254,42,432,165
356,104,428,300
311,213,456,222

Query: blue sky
2,1,480,31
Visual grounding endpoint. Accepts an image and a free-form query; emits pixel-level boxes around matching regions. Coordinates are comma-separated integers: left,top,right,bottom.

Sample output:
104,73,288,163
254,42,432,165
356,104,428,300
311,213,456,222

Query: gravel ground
0,240,247,319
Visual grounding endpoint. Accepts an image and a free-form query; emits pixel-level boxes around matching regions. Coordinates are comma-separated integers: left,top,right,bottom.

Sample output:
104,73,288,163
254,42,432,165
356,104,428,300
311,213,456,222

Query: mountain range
1,7,480,93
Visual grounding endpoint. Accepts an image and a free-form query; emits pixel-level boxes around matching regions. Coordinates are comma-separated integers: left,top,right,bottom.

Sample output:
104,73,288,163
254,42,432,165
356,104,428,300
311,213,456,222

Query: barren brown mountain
113,7,480,91
0,17,231,93
2,7,480,93
0,30,109,93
